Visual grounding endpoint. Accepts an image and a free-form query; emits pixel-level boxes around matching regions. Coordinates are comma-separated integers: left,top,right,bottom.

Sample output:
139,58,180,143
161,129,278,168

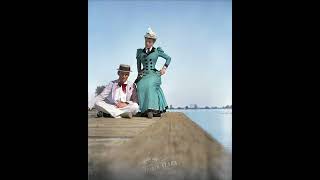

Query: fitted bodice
142,52,158,72
136,46,171,75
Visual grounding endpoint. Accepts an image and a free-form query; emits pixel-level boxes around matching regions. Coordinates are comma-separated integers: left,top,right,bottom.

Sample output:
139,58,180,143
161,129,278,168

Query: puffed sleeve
157,47,171,68
136,49,143,73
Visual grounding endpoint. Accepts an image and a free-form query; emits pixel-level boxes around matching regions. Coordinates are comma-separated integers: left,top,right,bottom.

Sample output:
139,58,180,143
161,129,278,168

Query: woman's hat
117,64,132,72
144,27,157,39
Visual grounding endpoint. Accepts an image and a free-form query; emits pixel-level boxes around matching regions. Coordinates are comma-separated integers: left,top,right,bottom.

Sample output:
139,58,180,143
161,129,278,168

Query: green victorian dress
135,46,171,114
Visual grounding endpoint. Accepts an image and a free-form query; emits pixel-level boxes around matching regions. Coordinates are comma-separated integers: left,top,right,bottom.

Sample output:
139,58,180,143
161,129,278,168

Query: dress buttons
150,59,152,61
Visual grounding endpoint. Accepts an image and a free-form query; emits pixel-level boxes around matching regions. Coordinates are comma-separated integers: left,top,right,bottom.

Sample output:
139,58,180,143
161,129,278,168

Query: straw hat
144,27,157,39
117,64,132,72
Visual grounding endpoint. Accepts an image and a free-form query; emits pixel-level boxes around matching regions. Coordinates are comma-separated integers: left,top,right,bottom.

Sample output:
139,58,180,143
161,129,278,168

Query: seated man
88,64,139,118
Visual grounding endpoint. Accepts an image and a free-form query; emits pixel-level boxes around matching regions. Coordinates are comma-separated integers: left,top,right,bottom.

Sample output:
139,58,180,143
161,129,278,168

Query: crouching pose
89,64,139,118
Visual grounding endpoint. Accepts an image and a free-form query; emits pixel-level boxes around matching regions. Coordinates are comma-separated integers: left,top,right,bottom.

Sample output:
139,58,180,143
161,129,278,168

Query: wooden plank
89,138,130,146
88,120,157,126
88,117,159,123
88,117,159,129
88,119,158,123
88,127,146,138
88,122,157,128
88,112,232,180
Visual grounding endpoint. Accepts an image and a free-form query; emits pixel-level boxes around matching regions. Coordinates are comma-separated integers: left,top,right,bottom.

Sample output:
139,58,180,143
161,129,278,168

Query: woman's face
145,38,155,48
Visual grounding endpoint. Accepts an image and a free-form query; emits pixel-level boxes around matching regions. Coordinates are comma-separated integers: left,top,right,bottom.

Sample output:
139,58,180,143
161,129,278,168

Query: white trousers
95,101,139,118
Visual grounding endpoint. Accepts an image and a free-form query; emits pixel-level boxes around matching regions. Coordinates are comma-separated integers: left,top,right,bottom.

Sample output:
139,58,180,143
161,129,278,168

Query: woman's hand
160,67,166,75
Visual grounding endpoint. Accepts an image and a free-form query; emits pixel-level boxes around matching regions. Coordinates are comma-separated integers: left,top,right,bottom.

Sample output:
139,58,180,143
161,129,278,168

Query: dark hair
145,37,156,43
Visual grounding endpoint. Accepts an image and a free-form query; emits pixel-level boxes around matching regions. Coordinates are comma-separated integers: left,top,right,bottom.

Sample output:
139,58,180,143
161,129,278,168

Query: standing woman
135,27,171,118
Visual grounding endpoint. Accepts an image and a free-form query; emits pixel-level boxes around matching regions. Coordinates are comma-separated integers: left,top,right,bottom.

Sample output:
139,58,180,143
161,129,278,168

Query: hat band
118,67,131,71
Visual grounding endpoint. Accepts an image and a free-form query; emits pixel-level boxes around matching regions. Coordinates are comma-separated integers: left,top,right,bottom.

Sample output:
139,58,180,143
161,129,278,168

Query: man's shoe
147,111,153,119
103,112,111,117
96,111,103,118
120,112,133,119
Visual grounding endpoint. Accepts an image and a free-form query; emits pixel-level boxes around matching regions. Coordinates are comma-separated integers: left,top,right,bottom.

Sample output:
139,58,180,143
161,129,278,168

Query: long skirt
136,70,168,113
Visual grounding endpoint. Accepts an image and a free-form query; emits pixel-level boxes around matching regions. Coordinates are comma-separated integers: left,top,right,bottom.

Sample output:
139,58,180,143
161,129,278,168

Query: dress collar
143,47,155,54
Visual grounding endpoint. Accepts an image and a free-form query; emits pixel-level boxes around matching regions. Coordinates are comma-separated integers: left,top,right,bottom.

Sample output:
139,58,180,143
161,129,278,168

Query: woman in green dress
135,27,171,118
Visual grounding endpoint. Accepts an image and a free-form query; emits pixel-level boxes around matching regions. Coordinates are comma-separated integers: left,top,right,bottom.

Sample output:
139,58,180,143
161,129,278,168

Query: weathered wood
88,116,159,138
88,114,162,180
88,119,157,127
89,127,146,138
88,112,232,180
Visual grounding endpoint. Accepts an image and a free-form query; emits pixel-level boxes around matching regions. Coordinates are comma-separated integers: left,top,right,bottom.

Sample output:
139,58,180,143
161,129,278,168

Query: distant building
169,105,174,109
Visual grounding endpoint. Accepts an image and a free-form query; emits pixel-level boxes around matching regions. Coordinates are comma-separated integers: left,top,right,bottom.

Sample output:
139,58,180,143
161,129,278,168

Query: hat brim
144,35,157,39
117,69,132,72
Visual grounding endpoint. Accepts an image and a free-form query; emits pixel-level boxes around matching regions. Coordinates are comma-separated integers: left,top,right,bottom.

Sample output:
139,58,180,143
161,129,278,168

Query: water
169,109,232,153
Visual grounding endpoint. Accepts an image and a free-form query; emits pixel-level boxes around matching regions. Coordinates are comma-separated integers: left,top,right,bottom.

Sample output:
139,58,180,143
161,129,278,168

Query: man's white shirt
114,80,128,103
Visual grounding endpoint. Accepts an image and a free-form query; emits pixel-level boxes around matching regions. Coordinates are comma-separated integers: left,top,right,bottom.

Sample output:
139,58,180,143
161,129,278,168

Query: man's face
118,71,129,83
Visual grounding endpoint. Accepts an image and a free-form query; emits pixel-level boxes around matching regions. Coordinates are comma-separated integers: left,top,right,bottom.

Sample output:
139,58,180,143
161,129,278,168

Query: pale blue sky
88,0,232,107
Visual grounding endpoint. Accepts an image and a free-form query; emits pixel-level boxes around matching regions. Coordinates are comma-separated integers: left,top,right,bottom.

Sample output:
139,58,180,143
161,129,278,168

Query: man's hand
116,101,128,108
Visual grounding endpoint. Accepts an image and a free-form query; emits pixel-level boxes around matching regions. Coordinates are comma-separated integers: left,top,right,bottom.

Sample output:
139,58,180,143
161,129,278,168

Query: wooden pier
88,112,231,180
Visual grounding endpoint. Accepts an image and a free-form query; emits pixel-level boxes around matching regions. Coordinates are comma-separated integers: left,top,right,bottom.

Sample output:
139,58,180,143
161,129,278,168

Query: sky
88,0,232,107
